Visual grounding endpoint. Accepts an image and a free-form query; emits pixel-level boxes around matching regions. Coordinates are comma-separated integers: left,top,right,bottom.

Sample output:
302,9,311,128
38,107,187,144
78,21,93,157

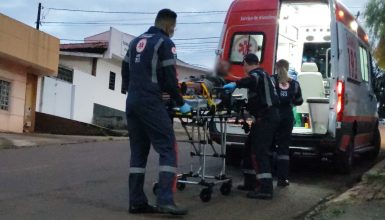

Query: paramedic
271,59,303,187
223,54,280,199
121,9,191,215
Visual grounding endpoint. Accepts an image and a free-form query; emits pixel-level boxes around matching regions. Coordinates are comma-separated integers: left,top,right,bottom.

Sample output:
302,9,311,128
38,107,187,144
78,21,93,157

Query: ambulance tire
333,136,355,174
362,127,381,161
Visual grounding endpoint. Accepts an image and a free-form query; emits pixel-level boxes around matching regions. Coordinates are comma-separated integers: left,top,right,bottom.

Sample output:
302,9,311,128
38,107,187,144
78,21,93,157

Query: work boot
246,191,273,200
237,185,255,191
237,173,256,191
157,204,188,215
129,203,158,214
277,179,290,188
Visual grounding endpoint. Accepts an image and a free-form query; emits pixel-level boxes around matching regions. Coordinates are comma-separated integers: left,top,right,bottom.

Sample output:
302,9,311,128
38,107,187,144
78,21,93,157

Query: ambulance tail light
336,80,345,122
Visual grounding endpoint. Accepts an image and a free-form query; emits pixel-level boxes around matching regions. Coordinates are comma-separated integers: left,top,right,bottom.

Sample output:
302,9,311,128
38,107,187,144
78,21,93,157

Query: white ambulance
211,0,380,173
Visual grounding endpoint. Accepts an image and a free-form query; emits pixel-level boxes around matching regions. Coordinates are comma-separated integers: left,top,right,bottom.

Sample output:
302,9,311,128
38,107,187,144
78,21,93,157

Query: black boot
277,179,290,187
129,203,158,214
157,204,188,215
246,191,273,200
237,173,256,191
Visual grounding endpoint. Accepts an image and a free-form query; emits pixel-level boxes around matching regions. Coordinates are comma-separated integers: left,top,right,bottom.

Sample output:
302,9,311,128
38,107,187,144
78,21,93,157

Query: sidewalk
305,159,385,220
0,132,128,150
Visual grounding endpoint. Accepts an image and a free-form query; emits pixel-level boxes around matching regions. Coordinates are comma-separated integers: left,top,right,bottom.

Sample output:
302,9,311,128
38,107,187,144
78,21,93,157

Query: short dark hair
243,53,259,65
155,9,177,27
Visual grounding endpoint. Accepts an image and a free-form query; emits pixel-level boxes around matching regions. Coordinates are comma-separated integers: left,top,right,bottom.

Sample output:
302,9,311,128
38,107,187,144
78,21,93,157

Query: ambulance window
229,33,264,63
359,46,369,82
302,42,331,78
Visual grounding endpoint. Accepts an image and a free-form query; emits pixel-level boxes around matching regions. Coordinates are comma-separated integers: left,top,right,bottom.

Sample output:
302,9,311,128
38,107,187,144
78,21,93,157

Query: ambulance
212,0,380,173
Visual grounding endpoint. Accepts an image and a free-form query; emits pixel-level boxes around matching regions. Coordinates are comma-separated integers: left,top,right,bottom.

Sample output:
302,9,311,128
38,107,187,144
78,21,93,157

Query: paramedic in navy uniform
271,59,303,187
223,54,280,200
121,9,191,215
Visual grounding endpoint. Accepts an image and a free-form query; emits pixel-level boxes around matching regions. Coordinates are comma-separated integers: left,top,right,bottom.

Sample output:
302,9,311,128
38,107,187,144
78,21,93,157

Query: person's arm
158,39,184,106
121,44,131,93
235,75,258,89
292,81,303,106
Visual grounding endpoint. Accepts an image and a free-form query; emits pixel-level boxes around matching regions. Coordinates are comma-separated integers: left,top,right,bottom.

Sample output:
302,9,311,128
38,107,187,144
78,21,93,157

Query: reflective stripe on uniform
151,38,164,83
257,173,272,179
159,165,177,173
263,74,272,107
161,59,176,67
130,167,146,174
243,169,256,175
277,155,290,161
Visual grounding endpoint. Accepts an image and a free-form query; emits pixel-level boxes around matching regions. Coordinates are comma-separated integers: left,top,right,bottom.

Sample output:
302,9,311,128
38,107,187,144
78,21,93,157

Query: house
36,27,210,130
0,13,59,133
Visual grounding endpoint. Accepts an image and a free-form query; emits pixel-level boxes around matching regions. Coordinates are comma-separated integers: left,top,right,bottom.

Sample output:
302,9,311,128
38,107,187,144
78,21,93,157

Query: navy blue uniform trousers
242,108,279,193
126,94,177,206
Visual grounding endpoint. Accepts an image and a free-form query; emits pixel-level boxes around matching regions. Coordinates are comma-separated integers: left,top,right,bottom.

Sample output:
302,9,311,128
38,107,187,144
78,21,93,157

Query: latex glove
179,103,192,114
223,82,236,91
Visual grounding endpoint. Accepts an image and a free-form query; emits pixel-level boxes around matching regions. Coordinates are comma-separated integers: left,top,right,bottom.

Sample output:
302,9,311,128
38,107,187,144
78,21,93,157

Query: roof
59,28,210,74
60,42,108,54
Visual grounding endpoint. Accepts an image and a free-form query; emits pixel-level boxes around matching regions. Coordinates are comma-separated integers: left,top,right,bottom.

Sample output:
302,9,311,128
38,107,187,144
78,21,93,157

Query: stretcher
172,81,234,202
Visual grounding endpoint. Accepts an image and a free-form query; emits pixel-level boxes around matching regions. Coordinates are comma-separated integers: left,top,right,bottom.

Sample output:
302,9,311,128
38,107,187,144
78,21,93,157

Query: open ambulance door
220,0,280,80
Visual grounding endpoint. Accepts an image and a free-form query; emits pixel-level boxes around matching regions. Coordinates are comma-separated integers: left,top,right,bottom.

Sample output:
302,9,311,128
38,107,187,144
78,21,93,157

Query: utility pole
36,3,42,30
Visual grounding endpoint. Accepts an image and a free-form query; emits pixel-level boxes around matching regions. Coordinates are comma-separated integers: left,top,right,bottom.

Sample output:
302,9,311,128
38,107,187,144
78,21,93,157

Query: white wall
71,58,126,124
60,56,93,75
38,56,127,124
40,77,74,119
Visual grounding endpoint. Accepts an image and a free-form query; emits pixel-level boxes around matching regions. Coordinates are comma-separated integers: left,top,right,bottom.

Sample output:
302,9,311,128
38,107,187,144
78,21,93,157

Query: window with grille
109,72,116,90
0,80,11,111
57,66,74,83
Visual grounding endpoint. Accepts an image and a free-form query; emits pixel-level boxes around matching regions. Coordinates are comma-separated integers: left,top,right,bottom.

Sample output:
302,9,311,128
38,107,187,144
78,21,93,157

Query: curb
362,158,385,183
0,135,128,150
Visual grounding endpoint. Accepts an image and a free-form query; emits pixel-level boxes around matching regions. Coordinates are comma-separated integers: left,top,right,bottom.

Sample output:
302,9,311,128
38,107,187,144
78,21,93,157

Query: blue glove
223,83,236,91
179,103,192,114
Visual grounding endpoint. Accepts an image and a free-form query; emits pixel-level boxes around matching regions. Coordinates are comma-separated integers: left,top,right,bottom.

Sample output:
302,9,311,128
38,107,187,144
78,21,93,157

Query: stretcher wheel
177,182,186,191
200,188,212,202
220,182,232,196
153,182,159,195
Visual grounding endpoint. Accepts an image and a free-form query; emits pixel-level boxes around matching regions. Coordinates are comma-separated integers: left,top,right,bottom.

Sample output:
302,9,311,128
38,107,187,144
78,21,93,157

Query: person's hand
223,82,236,91
179,103,192,114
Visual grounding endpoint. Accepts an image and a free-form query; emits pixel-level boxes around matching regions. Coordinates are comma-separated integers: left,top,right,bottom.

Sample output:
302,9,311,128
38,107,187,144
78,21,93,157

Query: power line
174,36,220,41
47,7,226,14
42,21,223,26
60,37,220,42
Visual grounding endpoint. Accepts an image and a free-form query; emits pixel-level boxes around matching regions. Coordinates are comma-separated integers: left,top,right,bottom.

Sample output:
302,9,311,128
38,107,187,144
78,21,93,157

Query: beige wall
0,13,59,133
0,60,27,133
0,13,59,75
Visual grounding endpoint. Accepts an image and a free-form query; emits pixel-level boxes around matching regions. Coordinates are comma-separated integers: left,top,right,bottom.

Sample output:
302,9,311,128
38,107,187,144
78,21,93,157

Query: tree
365,0,385,68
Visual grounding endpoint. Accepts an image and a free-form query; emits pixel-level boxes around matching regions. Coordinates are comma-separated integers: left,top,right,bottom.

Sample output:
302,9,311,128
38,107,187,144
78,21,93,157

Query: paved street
0,134,383,220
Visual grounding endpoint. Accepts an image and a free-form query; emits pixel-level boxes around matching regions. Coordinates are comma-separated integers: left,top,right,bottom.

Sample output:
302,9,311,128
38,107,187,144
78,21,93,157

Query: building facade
36,27,209,129
0,13,59,133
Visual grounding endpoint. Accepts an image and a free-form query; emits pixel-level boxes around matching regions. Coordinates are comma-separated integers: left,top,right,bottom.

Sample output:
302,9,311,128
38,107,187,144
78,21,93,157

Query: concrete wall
0,60,27,133
0,13,59,75
38,56,126,125
71,58,126,124
60,55,93,75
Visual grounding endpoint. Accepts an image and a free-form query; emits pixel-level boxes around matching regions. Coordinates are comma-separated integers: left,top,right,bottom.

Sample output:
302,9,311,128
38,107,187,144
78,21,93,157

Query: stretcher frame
174,106,233,202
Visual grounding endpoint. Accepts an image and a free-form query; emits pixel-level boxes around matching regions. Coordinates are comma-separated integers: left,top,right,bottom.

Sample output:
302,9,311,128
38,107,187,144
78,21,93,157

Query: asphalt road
0,133,384,220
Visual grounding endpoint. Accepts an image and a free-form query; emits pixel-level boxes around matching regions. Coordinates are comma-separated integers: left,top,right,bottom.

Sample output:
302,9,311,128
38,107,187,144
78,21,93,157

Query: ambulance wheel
362,127,381,161
176,177,186,191
220,181,232,195
152,182,159,196
200,188,212,202
334,136,354,174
